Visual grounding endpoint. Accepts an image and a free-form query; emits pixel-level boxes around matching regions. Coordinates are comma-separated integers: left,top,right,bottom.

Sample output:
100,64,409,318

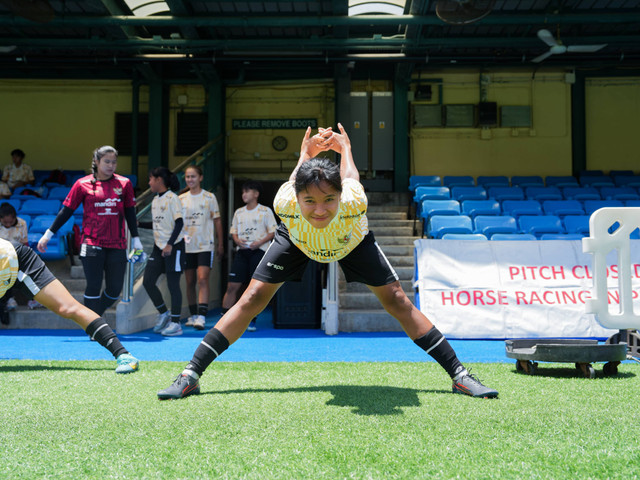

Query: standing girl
142,167,186,336
179,165,224,330
37,146,142,316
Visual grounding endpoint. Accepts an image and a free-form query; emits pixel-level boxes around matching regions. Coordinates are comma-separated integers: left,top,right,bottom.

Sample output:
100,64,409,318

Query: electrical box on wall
413,104,442,127
349,92,369,171
371,92,393,171
500,106,532,128
478,102,498,127
444,105,475,127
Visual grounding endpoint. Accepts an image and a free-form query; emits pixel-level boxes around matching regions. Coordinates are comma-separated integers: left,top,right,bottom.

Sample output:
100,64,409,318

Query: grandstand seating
473,215,518,238
10,186,48,201
501,200,543,218
579,175,614,187
1,199,21,211
427,215,473,239
583,199,624,215
487,186,525,202
563,215,590,235
413,186,450,203
461,199,500,218
450,186,486,202
599,186,639,201
562,187,600,201
540,233,584,240
441,233,488,241
545,176,579,188
20,199,61,216
47,186,72,201
518,215,564,238
511,175,544,188
476,176,509,188
525,186,563,201
613,175,640,187
408,175,441,191
443,176,475,188
28,214,74,260
542,200,585,217
491,233,536,241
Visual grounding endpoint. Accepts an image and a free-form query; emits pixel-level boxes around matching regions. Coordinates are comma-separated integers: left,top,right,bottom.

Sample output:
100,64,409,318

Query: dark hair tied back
150,166,181,192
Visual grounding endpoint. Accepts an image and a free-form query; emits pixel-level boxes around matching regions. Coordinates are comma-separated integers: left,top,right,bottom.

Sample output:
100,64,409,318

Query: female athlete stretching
38,146,142,317
158,124,498,399
179,165,224,330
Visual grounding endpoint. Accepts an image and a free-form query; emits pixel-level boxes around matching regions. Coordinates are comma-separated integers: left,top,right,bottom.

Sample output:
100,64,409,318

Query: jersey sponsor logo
307,248,340,258
278,213,299,219
337,232,352,244
267,262,284,270
94,197,121,208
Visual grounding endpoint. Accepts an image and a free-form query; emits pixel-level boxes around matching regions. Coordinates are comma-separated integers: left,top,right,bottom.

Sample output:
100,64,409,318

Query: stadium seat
419,199,460,237
9,185,48,201
476,176,509,188
28,214,74,260
47,186,72,201
443,176,475,188
583,200,624,215
461,199,500,218
579,169,604,177
540,233,585,240
545,175,579,188
33,169,51,186
473,215,518,238
19,199,61,216
542,200,585,217
1,199,21,211
501,200,543,218
427,215,473,239
19,214,31,229
562,187,600,201
609,170,634,178
563,215,590,235
441,233,488,241
518,215,564,237
408,175,441,191
450,186,487,202
599,187,639,201
487,186,525,202
613,175,640,188
579,175,614,187
625,200,640,207
124,174,138,188
511,175,544,188
413,186,450,203
491,233,536,241
525,186,562,201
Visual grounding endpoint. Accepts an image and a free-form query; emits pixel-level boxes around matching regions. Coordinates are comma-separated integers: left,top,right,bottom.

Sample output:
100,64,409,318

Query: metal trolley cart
506,208,640,378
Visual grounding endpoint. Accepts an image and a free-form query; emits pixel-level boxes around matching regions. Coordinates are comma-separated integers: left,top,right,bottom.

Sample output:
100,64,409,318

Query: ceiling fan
532,29,608,63
436,0,496,25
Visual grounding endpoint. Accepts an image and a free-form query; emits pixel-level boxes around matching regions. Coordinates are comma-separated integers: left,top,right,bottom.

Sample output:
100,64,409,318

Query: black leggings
80,245,127,316
143,242,185,317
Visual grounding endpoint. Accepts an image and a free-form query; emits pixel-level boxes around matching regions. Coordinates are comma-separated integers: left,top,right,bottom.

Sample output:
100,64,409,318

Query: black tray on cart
505,339,627,378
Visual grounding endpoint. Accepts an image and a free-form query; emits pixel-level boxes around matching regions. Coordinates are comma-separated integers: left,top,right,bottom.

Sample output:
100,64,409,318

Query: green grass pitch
0,361,638,479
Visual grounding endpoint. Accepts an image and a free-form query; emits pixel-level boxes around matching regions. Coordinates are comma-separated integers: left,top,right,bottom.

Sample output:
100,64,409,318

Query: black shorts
252,224,399,286
11,242,56,298
185,251,214,270
229,248,266,284
147,240,186,274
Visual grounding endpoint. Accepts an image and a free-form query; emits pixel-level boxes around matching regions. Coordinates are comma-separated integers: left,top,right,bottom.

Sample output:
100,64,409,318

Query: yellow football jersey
0,238,19,298
274,178,368,263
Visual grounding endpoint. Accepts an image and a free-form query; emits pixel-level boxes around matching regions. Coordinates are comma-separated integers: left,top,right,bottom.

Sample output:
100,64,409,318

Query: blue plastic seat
518,215,564,238
473,215,518,238
625,200,640,207
443,176,475,188
583,200,624,215
562,187,600,201
476,175,509,188
47,186,72,201
413,186,450,203
28,215,74,260
545,175,579,188
124,174,138,188
540,233,585,240
487,186,525,202
563,215,590,235
1,199,21,211
501,200,543,218
419,199,460,219
542,200,585,217
609,170,634,178
525,186,563,201
613,175,640,188
461,199,500,218
491,233,537,241
19,199,61,216
441,233,488,241
408,175,441,191
599,186,639,201
450,186,487,202
511,175,544,188
579,175,614,187
579,170,604,177
9,186,48,202
427,215,473,239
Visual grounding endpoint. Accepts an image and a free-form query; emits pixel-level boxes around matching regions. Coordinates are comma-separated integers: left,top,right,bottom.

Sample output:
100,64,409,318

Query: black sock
170,314,181,324
156,304,168,314
189,304,198,316
198,303,208,317
414,327,464,378
186,328,229,376
98,291,118,316
85,318,127,358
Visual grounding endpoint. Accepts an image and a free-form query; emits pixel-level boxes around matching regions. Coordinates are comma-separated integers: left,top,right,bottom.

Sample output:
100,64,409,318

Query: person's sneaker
193,315,206,330
153,311,171,333
247,318,257,332
115,353,139,374
161,322,183,337
157,372,200,400
185,315,195,327
452,369,498,398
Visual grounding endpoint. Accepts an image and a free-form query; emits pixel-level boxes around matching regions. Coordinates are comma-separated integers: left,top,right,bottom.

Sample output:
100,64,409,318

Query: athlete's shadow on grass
0,364,112,372
206,385,449,416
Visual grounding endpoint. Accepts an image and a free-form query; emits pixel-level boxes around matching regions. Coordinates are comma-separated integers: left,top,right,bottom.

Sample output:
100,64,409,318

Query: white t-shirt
151,191,184,249
229,204,277,252
180,190,221,253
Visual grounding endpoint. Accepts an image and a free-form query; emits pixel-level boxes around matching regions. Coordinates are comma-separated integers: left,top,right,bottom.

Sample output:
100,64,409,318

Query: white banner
414,239,640,339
